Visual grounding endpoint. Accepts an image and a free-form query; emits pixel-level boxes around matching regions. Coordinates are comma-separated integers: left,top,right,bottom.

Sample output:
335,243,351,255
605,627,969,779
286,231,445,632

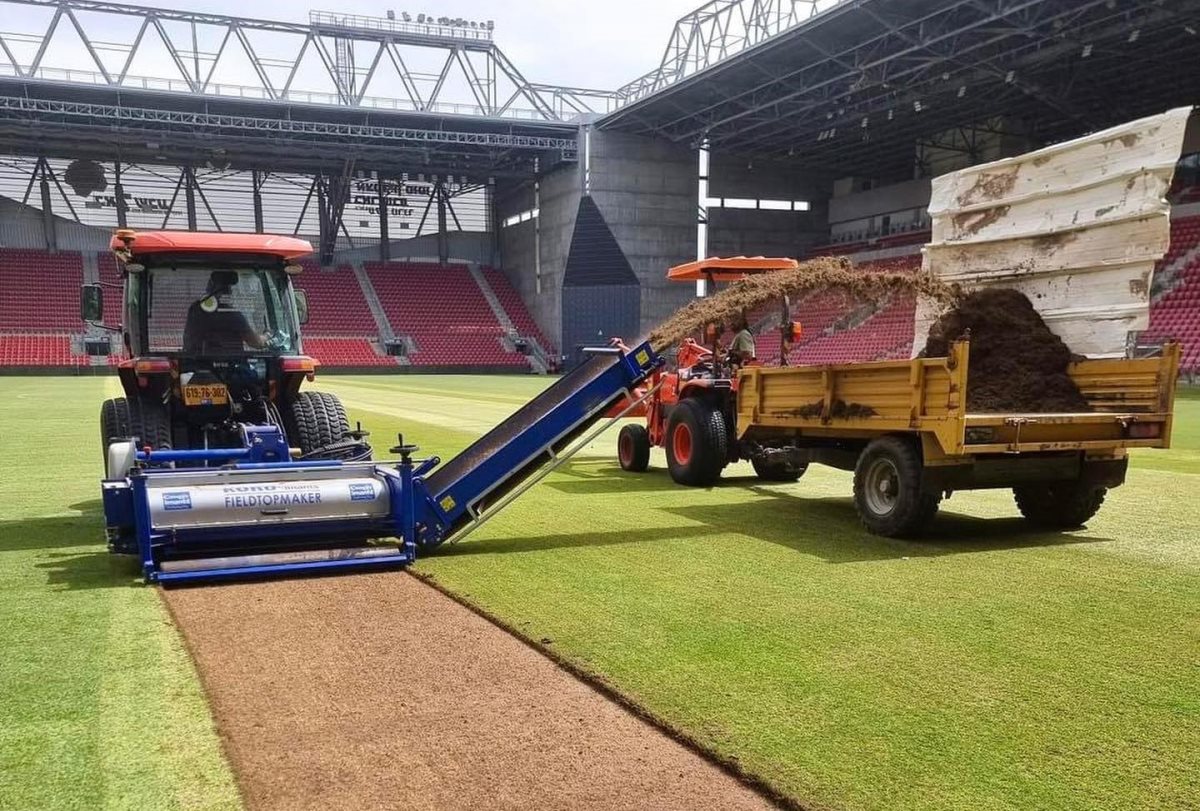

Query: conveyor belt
424,351,636,541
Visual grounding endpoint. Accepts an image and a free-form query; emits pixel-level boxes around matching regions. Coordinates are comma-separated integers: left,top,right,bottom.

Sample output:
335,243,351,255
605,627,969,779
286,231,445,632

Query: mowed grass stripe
325,378,1200,811
0,377,239,811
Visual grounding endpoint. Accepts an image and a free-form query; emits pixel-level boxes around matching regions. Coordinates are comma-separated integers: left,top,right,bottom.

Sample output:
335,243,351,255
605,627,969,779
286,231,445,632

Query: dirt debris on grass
920,286,1092,413
162,574,777,811
647,256,958,351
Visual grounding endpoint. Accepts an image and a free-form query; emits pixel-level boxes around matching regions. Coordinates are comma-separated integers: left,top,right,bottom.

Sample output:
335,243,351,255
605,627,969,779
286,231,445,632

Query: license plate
182,384,229,406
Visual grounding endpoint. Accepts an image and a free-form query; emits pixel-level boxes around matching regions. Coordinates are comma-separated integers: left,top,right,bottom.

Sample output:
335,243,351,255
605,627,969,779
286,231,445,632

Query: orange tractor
616,258,804,486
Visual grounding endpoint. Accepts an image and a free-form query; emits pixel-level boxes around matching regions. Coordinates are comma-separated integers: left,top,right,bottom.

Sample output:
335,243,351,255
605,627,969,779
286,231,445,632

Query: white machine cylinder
147,472,391,530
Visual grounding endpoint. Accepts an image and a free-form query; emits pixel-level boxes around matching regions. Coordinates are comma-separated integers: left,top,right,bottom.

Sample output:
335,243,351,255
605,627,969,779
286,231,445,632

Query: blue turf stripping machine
101,343,662,584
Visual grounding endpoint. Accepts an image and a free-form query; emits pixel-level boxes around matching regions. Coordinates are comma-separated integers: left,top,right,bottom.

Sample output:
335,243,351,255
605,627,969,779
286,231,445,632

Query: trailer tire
752,457,808,482
1013,483,1106,529
853,436,939,537
665,398,727,486
290,391,351,455
617,424,651,472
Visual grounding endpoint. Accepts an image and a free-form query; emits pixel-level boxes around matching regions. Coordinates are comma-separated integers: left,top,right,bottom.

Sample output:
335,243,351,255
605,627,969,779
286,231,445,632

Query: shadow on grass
546,461,695,495
430,523,714,557
0,499,142,589
661,490,1110,564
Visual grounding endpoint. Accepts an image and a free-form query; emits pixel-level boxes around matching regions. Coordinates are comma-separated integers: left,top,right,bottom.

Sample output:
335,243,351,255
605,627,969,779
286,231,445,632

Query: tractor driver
727,311,756,366
182,270,267,354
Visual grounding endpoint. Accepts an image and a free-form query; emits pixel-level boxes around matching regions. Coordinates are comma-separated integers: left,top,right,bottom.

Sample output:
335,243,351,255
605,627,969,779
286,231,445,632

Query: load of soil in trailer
647,257,958,351
920,287,1092,413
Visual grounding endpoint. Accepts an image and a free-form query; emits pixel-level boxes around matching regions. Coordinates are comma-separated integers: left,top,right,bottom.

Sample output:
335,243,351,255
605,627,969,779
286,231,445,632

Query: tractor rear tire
665,399,727,487
853,436,940,538
752,457,808,482
290,391,351,455
617,424,651,472
128,398,173,451
100,398,131,459
1014,483,1106,529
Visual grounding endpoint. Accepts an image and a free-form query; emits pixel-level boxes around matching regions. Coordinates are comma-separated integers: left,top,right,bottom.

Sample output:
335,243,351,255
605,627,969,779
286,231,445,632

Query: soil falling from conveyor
647,257,958,352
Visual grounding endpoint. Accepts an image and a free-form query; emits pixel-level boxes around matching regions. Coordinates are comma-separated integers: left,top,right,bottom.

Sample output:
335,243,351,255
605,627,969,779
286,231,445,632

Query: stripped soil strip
163,573,778,811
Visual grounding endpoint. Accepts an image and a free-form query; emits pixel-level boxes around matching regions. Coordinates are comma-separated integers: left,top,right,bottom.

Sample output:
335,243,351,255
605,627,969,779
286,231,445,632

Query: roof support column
36,157,56,251
113,161,128,229
435,179,449,264
378,178,390,262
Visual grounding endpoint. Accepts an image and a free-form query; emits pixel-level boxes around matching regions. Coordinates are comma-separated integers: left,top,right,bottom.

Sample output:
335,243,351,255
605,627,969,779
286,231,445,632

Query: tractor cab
616,256,807,486
83,230,367,474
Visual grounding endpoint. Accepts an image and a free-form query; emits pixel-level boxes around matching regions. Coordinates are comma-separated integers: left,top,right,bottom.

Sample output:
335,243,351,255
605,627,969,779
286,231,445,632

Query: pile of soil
920,287,1091,413
648,257,957,351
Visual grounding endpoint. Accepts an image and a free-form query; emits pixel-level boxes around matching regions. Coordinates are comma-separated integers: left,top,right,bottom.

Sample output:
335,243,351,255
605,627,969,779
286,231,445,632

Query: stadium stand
302,336,396,367
1147,216,1200,372
365,261,528,368
0,333,87,366
0,249,84,331
482,266,554,352
291,263,378,335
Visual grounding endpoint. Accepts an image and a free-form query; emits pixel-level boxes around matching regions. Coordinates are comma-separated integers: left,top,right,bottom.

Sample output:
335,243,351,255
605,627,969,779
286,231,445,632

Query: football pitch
2,375,1198,810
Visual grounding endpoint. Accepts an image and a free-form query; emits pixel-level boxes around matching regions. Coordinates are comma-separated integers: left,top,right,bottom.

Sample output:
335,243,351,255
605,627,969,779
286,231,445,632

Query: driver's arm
233,312,266,349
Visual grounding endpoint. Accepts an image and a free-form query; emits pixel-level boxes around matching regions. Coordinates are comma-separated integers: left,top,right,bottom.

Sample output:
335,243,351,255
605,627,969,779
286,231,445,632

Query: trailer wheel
752,457,808,482
853,436,940,537
1014,483,1106,529
617,424,651,472
290,391,351,455
665,399,727,486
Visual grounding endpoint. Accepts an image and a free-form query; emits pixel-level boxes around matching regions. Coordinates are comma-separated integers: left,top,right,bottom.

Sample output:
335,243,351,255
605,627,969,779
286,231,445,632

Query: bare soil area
163,573,777,811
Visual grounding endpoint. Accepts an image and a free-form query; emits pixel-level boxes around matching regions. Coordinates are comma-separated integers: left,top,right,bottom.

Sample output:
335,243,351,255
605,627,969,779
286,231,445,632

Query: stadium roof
600,0,1200,177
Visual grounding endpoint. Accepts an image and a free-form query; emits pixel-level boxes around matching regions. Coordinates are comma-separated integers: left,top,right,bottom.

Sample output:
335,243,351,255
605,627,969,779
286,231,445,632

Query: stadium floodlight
1005,70,1015,83
958,85,967,98
386,10,394,20
1082,44,1093,58
402,12,411,21
1128,29,1140,43
913,100,922,112
417,13,425,22
1187,26,1197,36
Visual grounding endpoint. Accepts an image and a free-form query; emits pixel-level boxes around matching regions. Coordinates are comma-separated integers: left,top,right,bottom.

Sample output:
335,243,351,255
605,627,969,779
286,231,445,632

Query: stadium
2,0,1199,808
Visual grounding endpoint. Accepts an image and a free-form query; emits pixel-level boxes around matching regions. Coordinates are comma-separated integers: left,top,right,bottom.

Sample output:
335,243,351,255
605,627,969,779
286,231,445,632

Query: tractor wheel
853,436,940,537
128,398,173,451
100,397,132,463
290,391,351,455
617,424,651,472
752,457,808,482
665,399,728,487
1013,483,1106,529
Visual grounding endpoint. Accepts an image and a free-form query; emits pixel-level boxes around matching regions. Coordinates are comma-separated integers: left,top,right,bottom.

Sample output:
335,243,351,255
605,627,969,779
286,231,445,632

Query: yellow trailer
736,341,1181,536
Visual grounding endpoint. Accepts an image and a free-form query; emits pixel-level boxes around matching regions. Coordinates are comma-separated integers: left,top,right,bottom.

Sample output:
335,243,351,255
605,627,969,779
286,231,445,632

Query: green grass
319,375,1200,811
0,377,240,811
3,373,1199,810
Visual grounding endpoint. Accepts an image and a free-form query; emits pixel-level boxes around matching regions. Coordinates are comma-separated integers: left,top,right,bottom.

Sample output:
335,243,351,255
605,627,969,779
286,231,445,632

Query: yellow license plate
182,384,229,406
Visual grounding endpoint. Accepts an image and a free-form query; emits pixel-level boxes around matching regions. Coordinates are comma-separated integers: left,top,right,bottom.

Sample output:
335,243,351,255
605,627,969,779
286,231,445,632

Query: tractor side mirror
294,289,309,325
81,284,103,323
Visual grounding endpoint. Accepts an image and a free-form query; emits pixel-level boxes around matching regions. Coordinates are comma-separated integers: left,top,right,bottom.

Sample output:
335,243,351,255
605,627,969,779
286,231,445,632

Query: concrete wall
0,197,110,251
706,154,831,260
588,129,696,335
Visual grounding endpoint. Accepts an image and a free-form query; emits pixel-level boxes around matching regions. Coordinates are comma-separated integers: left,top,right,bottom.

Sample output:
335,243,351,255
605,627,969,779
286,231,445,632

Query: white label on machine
148,476,390,530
